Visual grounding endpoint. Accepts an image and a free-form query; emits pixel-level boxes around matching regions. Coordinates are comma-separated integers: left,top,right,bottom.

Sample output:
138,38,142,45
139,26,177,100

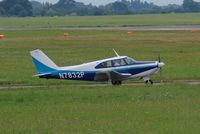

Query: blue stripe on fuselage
43,64,158,81
50,70,96,81
114,64,157,75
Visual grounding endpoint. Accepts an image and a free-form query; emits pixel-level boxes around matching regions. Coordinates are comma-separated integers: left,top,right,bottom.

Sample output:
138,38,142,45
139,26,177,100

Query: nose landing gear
143,77,153,85
145,79,153,85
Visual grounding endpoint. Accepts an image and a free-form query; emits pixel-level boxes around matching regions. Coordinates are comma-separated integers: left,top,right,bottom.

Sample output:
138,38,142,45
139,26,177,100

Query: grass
0,84,200,134
0,30,200,85
0,23,200,133
0,13,200,28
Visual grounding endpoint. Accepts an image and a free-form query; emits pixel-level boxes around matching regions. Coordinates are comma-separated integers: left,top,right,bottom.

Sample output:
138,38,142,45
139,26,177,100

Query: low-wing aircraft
30,49,165,85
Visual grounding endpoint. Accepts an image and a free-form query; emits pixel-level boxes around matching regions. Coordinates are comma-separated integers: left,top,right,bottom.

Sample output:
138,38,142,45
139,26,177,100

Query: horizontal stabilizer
33,73,51,77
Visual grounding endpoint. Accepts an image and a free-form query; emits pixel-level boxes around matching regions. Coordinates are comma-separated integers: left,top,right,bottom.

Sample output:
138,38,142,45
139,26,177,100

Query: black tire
112,81,116,85
112,81,122,85
149,80,154,85
145,80,153,85
119,81,122,85
117,81,122,85
145,80,149,84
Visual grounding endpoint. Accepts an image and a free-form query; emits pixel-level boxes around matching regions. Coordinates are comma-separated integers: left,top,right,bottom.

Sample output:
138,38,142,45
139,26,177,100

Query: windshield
124,57,136,65
95,57,136,69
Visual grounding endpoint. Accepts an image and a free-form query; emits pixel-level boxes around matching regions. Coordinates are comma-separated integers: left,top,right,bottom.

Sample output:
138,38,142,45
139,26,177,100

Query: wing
94,70,132,81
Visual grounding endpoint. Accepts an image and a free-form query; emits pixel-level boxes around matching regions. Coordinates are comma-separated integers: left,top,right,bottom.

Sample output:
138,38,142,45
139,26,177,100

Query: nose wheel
145,79,153,85
143,77,153,85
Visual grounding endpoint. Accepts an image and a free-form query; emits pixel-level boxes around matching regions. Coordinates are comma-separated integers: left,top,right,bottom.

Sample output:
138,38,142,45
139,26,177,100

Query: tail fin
30,49,59,74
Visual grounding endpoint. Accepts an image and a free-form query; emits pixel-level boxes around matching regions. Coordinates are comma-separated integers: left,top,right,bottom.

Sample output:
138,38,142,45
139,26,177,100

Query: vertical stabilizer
30,49,58,74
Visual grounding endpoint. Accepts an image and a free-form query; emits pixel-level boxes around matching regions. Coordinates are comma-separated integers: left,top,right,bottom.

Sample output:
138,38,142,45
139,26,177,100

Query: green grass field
0,30,200,85
0,85,200,133
0,13,200,28
0,27,200,133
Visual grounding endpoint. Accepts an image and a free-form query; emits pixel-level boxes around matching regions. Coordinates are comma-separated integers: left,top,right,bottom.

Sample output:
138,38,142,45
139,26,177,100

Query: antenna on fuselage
113,49,120,57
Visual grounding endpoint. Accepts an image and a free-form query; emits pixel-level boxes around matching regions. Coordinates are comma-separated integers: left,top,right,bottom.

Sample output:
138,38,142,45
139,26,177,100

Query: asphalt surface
0,80,200,90
1,25,200,31
63,25,200,31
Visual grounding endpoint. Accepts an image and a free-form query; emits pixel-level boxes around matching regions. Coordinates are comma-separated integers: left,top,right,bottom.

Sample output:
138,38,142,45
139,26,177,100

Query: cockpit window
124,57,136,65
96,60,112,68
106,61,112,67
96,57,135,69
112,59,126,67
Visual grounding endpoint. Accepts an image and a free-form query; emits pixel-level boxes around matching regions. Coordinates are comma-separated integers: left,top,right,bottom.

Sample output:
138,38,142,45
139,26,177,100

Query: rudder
30,49,58,74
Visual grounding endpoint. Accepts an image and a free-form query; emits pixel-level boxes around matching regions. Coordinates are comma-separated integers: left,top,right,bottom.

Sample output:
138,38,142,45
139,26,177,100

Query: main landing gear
112,80,122,85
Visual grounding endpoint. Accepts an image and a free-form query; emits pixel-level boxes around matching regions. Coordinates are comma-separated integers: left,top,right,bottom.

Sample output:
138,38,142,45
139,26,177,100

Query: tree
1,0,32,16
0,3,5,16
54,0,76,13
31,1,43,16
183,0,200,12
8,4,25,16
112,1,129,14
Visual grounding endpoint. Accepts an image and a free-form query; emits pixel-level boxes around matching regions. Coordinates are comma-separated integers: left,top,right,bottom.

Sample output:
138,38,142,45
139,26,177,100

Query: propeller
158,54,161,63
158,54,163,83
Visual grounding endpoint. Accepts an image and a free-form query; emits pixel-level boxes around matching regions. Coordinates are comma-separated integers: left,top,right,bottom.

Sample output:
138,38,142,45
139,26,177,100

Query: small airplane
30,49,165,85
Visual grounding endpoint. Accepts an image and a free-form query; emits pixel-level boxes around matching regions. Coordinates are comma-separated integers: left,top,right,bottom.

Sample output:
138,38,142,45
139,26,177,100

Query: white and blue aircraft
30,49,165,85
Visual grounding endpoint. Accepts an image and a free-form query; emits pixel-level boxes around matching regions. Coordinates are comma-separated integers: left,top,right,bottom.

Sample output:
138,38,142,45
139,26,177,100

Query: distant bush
0,0,200,17
0,0,32,17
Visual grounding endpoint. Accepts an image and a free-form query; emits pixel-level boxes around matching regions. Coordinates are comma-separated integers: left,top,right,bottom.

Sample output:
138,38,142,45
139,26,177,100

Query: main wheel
112,80,122,85
117,81,122,85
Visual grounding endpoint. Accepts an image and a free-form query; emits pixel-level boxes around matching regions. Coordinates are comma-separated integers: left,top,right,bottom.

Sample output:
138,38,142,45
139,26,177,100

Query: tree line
0,0,200,17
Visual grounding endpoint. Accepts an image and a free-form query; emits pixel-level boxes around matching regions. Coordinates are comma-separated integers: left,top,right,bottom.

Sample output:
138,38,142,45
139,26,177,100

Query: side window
101,62,107,68
96,61,112,68
112,59,127,67
106,61,112,68
120,59,127,66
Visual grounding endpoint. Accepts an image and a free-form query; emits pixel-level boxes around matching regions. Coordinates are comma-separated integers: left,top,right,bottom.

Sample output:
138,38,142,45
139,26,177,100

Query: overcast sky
34,0,200,6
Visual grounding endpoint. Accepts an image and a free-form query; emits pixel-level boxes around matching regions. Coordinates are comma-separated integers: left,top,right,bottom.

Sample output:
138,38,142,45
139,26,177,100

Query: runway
1,25,200,31
62,25,200,31
0,80,199,90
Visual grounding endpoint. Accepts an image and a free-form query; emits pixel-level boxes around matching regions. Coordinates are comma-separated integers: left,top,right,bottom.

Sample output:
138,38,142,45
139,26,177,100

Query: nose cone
158,62,165,68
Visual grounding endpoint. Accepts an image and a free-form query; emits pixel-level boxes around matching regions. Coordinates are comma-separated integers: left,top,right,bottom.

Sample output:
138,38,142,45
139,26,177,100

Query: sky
35,0,200,6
